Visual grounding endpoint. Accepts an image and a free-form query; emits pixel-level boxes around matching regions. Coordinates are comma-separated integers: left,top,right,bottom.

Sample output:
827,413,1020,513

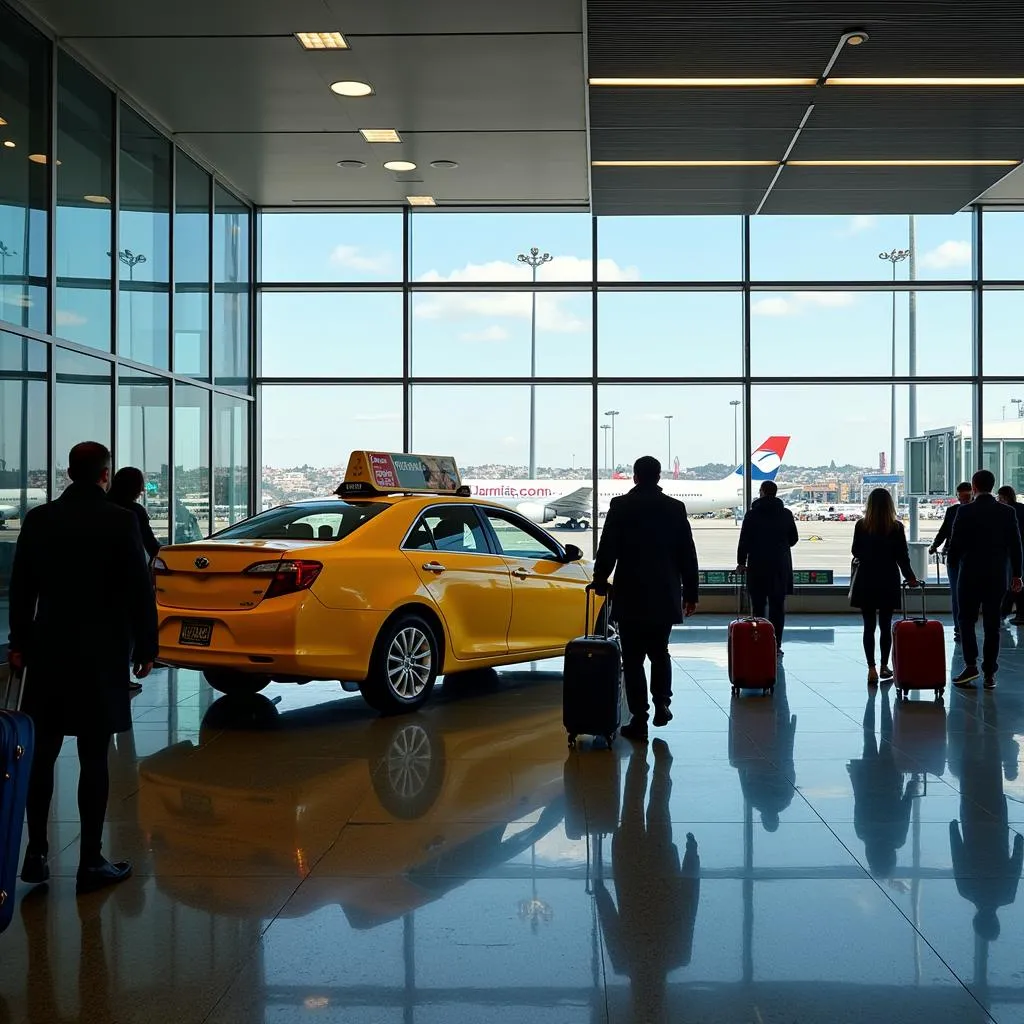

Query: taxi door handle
422,561,447,574
511,568,530,579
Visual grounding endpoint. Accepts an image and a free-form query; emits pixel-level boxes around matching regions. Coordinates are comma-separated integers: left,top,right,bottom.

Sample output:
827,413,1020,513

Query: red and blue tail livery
734,436,791,482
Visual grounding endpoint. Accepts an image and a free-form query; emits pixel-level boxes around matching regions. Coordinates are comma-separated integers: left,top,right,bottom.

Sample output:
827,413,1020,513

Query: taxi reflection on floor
137,673,570,925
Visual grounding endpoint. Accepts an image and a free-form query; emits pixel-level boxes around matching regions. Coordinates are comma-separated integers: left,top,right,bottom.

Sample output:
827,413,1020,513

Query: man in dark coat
997,486,1024,625
7,441,158,894
929,481,972,642
736,480,798,654
947,469,1024,690
593,455,699,742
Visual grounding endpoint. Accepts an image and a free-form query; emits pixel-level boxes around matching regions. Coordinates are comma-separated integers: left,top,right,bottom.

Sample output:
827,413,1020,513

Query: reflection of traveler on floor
109,466,161,562
948,470,1023,691
847,687,912,878
997,485,1024,626
736,480,798,656
7,442,158,895
930,481,972,643
949,701,1023,942
850,488,918,687
593,455,699,743
596,740,699,1024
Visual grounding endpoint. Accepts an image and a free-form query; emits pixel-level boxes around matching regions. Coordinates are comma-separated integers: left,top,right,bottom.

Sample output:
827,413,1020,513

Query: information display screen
698,569,834,586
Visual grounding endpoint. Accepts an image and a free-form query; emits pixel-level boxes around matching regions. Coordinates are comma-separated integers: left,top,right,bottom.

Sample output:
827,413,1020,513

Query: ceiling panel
590,128,793,162
587,88,814,129
791,128,1024,162
761,189,979,215
594,189,768,216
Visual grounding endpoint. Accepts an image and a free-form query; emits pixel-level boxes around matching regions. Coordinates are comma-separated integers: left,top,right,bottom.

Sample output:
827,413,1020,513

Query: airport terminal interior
7,0,1024,1020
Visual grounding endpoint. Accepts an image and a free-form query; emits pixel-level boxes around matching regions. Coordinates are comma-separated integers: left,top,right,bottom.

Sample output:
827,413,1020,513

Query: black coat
850,519,914,611
737,496,798,595
594,484,699,624
930,501,964,553
947,493,1024,597
111,496,161,561
8,482,158,736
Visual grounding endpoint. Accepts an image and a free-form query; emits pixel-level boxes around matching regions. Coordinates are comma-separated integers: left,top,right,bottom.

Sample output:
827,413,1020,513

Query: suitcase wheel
604,733,616,749
567,734,577,750
765,686,775,697
731,686,740,696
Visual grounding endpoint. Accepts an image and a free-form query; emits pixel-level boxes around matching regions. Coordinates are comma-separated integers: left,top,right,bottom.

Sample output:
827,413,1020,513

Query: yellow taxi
155,452,601,713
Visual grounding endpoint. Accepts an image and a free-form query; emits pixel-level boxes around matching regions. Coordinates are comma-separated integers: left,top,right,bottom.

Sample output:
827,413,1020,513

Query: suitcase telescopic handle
901,579,927,620
584,584,612,638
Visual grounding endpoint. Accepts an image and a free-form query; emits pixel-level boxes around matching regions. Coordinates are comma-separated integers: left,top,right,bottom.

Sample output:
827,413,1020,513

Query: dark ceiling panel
593,188,766,215
774,164,1012,195
810,88,1024,131
592,165,777,192
587,88,814,129
760,189,977,215
590,128,793,162
791,128,1024,162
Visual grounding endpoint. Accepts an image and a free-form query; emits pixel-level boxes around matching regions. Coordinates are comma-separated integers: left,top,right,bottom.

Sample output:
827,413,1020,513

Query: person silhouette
595,740,700,1023
847,686,913,877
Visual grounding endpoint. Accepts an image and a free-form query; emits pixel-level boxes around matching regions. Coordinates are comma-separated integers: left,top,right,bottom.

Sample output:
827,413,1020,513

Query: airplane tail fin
730,436,791,482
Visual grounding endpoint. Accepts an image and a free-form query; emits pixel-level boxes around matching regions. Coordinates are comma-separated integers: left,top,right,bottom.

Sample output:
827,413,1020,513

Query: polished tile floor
4,616,1024,1022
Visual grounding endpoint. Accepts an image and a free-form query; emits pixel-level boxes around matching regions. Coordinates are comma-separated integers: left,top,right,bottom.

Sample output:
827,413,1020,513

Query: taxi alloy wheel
362,613,439,714
387,626,434,700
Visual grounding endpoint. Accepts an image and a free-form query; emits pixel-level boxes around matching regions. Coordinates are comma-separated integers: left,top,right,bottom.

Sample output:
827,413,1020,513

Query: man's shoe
76,859,132,896
985,675,997,690
20,851,49,885
653,704,673,728
879,666,894,681
777,647,784,660
953,632,962,644
620,720,649,743
953,666,980,688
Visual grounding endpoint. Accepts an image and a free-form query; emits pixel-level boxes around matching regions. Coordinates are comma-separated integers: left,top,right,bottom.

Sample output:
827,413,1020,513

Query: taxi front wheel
361,614,439,715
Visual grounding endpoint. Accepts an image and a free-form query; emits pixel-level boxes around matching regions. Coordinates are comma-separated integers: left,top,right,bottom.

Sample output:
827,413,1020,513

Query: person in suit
593,455,699,743
6,441,157,895
997,485,1024,626
947,469,1023,689
108,466,161,562
929,481,972,643
736,480,798,656
850,488,919,686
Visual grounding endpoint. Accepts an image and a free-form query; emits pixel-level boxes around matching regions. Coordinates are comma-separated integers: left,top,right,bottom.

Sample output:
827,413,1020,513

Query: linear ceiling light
295,32,348,50
360,128,402,143
826,77,1024,87
788,159,1020,167
592,159,779,167
0,117,6,126
406,195,436,206
589,77,817,87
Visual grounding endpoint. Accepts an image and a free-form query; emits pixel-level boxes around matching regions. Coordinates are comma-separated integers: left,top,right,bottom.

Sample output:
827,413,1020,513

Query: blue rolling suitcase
0,664,34,932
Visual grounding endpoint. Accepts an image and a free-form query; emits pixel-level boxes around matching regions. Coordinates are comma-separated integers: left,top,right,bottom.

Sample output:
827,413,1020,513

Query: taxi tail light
245,559,323,598
152,556,169,575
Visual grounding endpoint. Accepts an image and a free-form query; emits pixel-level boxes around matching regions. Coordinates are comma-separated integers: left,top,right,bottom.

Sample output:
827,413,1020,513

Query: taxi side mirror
564,544,584,562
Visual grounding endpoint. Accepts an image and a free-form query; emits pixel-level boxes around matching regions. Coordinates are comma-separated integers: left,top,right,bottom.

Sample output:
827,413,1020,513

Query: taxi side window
482,510,560,561
406,508,488,554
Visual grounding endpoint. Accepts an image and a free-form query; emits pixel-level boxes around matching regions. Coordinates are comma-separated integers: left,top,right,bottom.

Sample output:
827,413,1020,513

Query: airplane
0,488,47,529
464,436,792,528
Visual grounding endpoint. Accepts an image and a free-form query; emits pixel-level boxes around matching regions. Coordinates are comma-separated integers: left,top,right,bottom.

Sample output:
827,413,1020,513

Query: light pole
605,410,620,478
517,246,552,479
665,415,673,471
0,241,16,312
109,248,148,354
729,399,742,469
879,247,910,479
600,423,610,477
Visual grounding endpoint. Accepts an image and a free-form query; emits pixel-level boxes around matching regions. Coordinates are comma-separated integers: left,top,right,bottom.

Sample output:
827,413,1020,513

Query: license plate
179,619,213,647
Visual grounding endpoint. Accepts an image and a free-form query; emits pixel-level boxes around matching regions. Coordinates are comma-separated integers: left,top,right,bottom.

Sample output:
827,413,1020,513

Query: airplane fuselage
0,488,47,526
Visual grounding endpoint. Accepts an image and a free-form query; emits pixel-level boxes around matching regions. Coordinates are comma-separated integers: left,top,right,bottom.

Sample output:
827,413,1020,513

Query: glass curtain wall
259,206,1024,581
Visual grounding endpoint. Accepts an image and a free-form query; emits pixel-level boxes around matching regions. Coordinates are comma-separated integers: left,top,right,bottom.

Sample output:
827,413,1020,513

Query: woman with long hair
850,488,918,685
108,466,161,562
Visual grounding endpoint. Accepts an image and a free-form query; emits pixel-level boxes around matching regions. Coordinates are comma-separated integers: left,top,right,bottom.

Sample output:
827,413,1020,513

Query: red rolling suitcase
0,664,34,933
563,588,621,749
728,587,776,696
892,583,946,701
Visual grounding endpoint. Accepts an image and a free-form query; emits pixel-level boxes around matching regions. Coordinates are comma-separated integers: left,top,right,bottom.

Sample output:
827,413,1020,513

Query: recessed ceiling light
295,32,348,50
588,77,817,87
337,159,366,169
843,29,869,45
83,194,111,203
406,195,436,206
2,140,14,149
0,117,7,126
430,159,458,169
330,81,373,97
788,158,1020,167
28,153,60,165
384,160,417,172
360,129,402,143
826,77,1024,86
592,159,779,167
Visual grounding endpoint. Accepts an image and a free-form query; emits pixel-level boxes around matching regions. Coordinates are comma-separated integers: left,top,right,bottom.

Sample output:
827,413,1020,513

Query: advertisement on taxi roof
343,452,460,494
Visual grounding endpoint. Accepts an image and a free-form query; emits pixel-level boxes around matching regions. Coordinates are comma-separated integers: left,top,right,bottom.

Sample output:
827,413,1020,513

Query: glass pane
411,212,592,281
1005,441,1024,496
259,212,402,283
117,370,170,542
597,216,741,281
175,383,210,539
218,500,385,541
214,392,249,531
984,384,1024,495
55,349,112,491
752,383,972,581
213,185,249,391
908,439,926,495
0,7,48,333
411,291,591,377
56,55,114,352
598,292,741,377
261,292,403,377
0,333,47,640
260,384,403,505
118,104,170,367
982,290,1024,377
750,290,971,377
174,154,210,378
982,210,1024,280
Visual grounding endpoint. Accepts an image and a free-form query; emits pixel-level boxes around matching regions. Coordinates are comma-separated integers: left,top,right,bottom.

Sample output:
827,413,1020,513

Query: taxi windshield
213,500,388,542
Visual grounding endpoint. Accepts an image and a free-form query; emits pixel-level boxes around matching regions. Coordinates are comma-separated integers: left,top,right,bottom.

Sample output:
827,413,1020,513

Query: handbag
848,558,860,600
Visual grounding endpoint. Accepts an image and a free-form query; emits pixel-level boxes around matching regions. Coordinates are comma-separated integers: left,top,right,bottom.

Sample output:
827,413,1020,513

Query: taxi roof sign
336,451,462,497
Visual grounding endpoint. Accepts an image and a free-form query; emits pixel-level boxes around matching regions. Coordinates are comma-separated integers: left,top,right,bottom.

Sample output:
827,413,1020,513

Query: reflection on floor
6,616,1024,1022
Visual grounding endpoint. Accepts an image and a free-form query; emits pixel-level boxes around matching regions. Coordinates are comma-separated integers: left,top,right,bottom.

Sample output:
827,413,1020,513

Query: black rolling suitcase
563,587,621,749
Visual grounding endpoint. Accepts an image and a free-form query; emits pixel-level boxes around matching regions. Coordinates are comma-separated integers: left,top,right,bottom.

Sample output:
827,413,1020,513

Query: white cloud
460,325,509,343
921,240,971,270
329,244,392,272
417,255,639,286
752,291,856,317
352,412,400,423
55,309,86,326
839,215,877,236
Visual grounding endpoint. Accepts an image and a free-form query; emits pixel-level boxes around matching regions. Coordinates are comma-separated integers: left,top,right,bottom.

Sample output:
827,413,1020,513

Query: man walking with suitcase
593,456,699,743
947,470,1023,690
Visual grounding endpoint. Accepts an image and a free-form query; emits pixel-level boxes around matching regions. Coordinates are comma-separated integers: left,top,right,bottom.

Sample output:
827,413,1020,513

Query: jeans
948,562,961,635
959,588,1004,676
749,587,787,647
617,619,673,723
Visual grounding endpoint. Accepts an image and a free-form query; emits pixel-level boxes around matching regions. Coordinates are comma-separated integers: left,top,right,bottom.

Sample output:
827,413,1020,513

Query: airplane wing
548,486,593,518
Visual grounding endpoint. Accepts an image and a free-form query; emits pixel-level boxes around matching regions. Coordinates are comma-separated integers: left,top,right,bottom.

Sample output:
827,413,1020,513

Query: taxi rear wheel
362,614,438,715
202,669,271,696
